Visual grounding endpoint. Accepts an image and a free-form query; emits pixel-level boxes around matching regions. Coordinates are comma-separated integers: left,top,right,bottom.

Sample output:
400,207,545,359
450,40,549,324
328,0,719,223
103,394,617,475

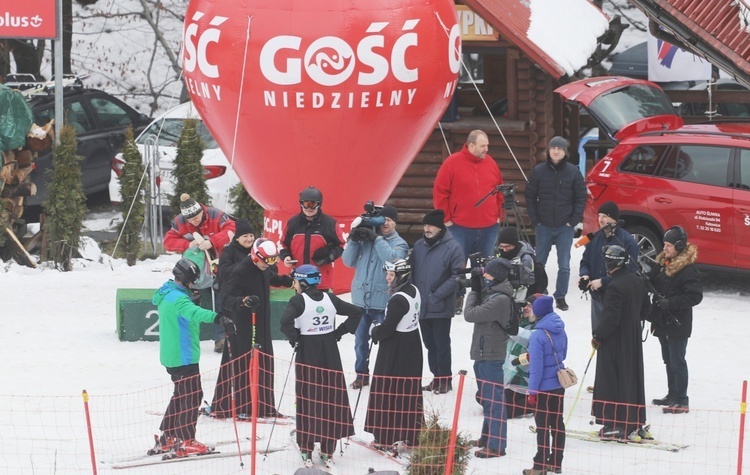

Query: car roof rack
17,74,88,98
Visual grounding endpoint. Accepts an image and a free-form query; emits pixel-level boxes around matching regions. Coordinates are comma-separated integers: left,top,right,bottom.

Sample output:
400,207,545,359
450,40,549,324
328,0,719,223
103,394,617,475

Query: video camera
455,252,487,290
350,201,385,241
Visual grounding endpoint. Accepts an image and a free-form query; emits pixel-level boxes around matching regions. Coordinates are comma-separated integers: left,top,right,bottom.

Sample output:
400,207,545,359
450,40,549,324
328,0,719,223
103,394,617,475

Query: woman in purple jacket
524,295,567,475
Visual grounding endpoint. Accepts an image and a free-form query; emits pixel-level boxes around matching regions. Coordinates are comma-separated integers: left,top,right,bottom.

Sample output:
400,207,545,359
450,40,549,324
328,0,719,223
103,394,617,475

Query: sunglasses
300,200,320,210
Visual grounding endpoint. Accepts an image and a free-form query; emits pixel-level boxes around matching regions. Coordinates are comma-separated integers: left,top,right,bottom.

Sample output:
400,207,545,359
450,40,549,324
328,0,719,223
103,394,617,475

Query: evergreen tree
228,182,265,236
45,124,87,271
116,127,146,266
169,118,209,214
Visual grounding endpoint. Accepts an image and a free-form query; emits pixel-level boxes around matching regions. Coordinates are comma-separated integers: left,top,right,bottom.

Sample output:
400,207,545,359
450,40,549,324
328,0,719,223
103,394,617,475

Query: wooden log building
390,0,613,239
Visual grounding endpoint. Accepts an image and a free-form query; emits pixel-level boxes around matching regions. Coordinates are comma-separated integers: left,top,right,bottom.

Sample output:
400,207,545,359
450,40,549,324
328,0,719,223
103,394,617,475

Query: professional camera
497,183,518,211
455,252,488,290
350,201,385,241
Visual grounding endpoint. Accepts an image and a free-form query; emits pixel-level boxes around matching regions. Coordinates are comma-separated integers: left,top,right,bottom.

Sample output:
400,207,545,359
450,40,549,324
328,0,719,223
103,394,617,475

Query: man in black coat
591,245,649,440
525,136,586,311
647,226,703,414
210,238,293,419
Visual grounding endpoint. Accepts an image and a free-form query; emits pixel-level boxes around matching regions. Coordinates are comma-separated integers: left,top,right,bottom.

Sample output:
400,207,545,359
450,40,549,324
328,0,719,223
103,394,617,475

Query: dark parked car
24,84,152,207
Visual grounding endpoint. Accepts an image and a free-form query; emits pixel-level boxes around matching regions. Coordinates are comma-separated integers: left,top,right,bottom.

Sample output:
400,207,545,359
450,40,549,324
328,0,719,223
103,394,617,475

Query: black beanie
423,209,445,229
180,193,202,219
598,201,619,220
235,219,253,237
497,226,519,246
380,204,398,223
484,258,511,282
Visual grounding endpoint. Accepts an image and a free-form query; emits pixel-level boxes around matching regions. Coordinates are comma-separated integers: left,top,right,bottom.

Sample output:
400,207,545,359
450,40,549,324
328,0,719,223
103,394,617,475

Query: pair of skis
289,430,339,474
528,425,689,452
345,437,411,468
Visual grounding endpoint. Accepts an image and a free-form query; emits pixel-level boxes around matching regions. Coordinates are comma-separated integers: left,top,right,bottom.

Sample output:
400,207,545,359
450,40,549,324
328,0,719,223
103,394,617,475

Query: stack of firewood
0,120,54,267
0,121,53,223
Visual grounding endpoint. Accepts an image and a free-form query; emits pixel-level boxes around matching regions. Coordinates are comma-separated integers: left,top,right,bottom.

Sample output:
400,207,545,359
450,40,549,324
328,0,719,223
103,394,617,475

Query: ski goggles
262,255,279,265
300,200,320,210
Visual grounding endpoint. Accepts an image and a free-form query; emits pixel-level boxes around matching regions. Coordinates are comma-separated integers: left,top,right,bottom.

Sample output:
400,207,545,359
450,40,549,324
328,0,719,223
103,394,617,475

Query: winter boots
652,395,672,406
522,465,547,475
474,447,505,458
662,403,689,414
350,376,369,389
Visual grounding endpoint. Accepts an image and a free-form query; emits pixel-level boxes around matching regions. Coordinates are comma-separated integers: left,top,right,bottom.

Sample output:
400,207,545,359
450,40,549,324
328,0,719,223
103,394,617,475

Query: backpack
504,297,523,336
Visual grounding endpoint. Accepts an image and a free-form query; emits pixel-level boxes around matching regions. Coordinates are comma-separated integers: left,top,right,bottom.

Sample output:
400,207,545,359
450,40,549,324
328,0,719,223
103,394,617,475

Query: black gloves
333,325,348,341
359,227,377,241
656,298,669,309
470,275,482,294
215,314,237,335
288,330,300,348
578,277,590,292
312,246,336,266
242,295,260,308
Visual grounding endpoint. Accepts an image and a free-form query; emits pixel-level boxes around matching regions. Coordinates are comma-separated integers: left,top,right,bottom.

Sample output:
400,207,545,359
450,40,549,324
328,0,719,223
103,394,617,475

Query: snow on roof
527,0,610,76
465,0,609,78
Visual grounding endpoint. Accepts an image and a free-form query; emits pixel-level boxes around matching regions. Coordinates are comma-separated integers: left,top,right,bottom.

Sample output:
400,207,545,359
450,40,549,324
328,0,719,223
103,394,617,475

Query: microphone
574,233,595,248
511,353,530,366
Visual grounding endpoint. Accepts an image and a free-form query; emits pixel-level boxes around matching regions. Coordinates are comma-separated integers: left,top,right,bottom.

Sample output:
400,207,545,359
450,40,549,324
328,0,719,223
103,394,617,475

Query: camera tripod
475,183,531,245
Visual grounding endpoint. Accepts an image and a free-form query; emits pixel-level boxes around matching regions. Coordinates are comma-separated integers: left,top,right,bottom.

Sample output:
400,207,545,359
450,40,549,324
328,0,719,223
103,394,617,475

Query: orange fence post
739,380,747,475
445,370,467,475
250,345,261,475
81,390,98,475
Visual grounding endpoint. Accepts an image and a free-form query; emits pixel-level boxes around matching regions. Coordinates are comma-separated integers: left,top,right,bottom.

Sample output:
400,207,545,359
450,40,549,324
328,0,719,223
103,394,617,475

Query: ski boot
301,452,314,468
320,453,334,469
174,439,214,458
147,433,176,455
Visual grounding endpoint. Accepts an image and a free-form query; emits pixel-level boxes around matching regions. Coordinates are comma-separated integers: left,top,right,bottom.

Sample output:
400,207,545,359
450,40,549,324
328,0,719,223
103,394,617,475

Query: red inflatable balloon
182,0,460,220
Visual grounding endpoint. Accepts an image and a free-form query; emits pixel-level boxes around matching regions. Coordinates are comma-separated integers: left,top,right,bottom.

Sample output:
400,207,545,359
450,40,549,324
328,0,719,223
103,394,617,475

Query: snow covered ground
0,226,748,474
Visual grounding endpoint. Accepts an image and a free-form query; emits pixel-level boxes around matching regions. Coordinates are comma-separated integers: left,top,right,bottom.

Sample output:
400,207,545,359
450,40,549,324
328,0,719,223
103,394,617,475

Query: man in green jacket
150,258,232,458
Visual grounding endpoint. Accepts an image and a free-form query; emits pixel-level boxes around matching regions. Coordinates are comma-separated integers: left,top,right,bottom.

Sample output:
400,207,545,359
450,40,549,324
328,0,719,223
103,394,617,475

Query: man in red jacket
163,193,236,351
279,186,345,291
433,130,504,314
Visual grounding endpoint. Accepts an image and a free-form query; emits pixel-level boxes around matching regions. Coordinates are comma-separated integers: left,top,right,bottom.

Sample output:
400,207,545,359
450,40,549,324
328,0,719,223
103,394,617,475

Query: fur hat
380,204,398,223
532,295,554,318
597,201,619,221
548,136,568,153
422,209,445,229
484,258,511,282
497,226,519,247
235,219,253,237
179,193,202,219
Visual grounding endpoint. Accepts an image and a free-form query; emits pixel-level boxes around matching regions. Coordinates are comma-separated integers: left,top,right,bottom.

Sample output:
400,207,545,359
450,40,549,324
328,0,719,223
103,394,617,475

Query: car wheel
626,224,662,269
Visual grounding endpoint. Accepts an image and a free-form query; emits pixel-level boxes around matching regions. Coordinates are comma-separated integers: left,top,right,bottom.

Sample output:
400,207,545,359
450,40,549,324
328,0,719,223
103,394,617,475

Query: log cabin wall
390,50,557,242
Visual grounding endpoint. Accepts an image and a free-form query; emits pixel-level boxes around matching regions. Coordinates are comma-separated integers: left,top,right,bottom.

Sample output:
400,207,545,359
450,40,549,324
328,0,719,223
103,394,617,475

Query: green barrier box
116,288,296,342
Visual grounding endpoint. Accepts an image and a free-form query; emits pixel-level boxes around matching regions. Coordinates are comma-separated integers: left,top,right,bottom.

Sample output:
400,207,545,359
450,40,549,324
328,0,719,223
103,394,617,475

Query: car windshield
588,84,676,134
137,118,218,149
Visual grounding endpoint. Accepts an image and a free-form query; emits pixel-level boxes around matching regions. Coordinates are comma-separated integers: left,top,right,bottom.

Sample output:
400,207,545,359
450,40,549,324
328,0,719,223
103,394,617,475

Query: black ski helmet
602,245,629,273
383,258,411,291
173,258,200,285
299,186,323,207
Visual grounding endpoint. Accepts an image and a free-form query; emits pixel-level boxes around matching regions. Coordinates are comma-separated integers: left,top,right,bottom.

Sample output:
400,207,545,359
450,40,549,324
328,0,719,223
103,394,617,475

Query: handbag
543,330,578,389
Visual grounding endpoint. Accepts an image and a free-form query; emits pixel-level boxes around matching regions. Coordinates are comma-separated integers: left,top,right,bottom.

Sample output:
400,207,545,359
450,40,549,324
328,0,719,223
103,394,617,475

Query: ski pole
263,346,296,460
565,346,596,426
345,339,374,448
224,334,244,468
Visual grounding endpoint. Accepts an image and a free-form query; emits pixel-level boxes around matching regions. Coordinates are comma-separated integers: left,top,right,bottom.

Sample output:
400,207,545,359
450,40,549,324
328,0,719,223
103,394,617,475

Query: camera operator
463,258,514,458
496,226,548,298
646,226,703,415
341,204,408,389
433,130,504,315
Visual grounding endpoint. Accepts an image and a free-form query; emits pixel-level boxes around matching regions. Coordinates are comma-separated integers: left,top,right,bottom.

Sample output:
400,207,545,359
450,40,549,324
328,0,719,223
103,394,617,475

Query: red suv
556,76,750,272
